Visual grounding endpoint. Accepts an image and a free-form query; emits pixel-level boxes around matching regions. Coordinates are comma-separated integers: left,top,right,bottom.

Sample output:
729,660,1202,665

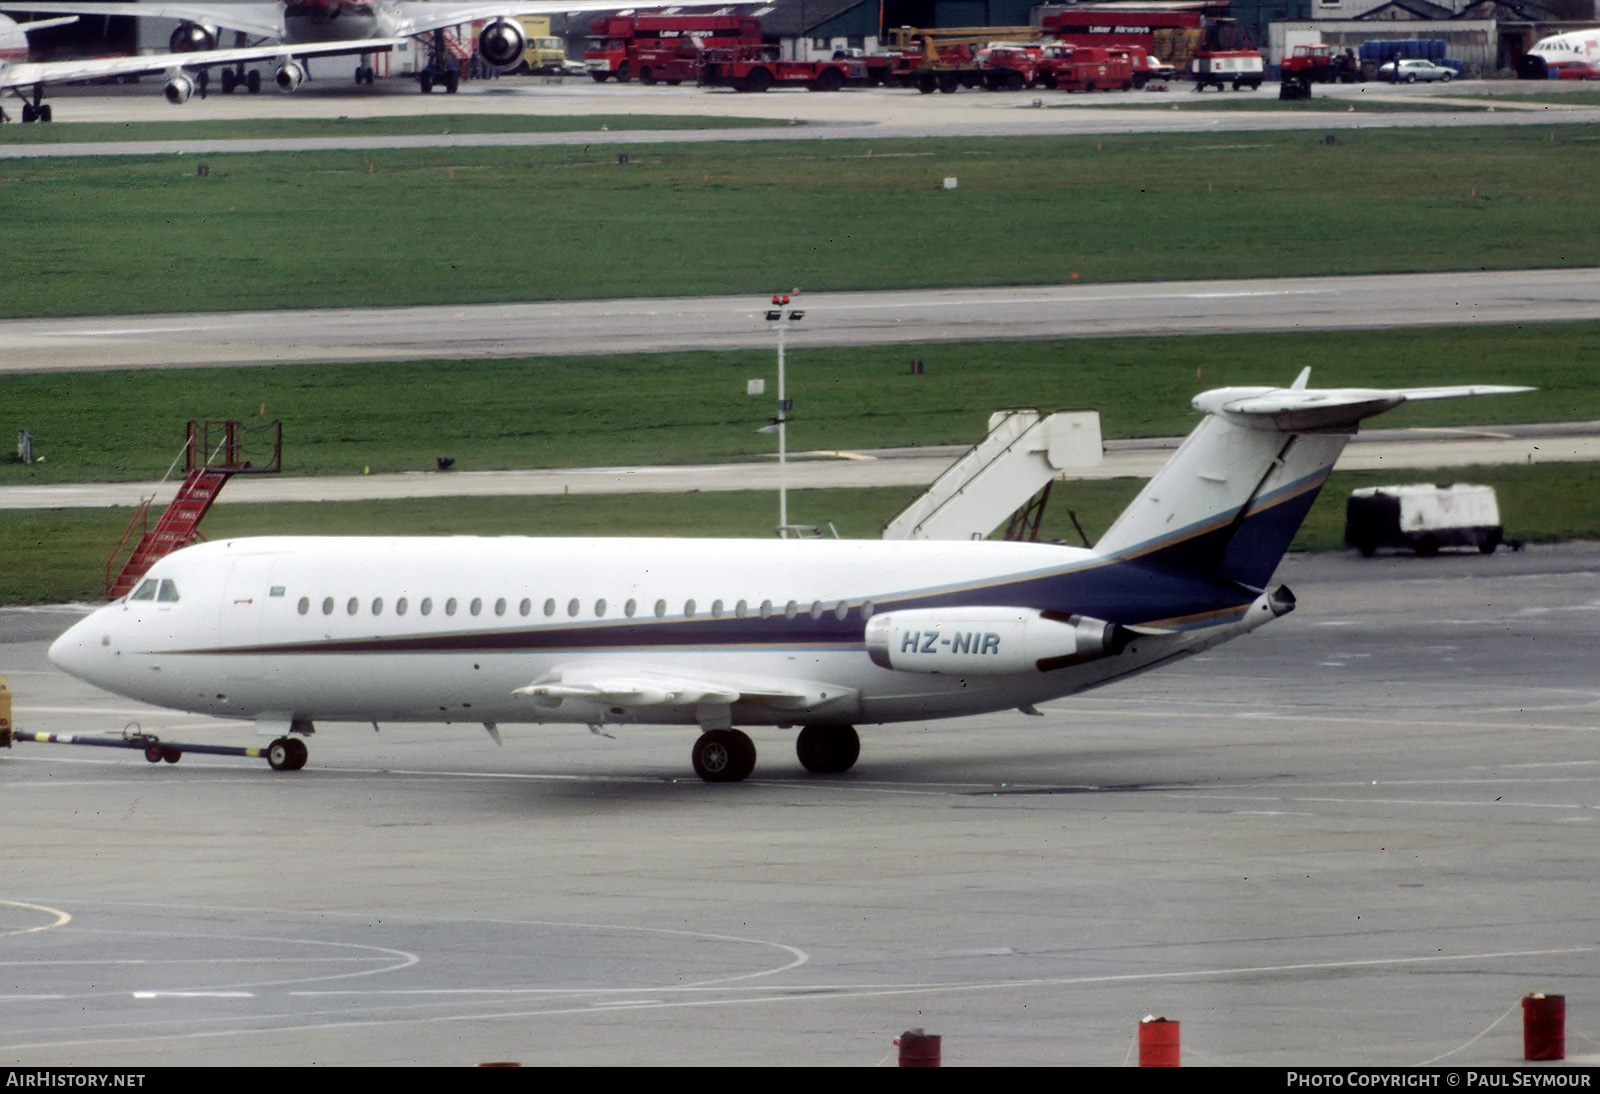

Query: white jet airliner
1521,28,1600,79
1,0,719,113
48,372,1528,782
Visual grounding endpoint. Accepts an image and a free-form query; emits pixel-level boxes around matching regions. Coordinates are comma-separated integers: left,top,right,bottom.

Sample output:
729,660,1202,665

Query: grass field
2,322,1588,486
5,125,1600,317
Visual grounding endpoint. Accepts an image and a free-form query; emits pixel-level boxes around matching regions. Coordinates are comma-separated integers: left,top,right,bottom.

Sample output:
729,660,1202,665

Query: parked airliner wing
392,1,727,38
1,36,405,95
0,3,287,37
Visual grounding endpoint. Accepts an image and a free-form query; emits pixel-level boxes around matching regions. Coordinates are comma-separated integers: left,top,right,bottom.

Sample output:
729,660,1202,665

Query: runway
6,269,1600,374
3,544,1597,1065
12,72,1600,149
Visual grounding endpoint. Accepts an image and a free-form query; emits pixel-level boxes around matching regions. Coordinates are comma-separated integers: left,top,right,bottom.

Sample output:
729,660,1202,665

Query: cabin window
470,598,483,617
544,598,556,617
445,598,458,616
421,597,433,616
322,597,335,616
519,598,531,617
684,599,696,618
495,598,507,617
567,598,580,618
297,597,310,615
759,599,773,619
129,580,157,602
158,580,180,603
861,601,875,620
625,598,637,618
810,600,824,620
397,598,409,616
371,598,384,616
834,602,848,621
654,599,667,618
594,599,607,617
785,600,798,620
347,597,359,616
736,599,748,619
712,599,724,618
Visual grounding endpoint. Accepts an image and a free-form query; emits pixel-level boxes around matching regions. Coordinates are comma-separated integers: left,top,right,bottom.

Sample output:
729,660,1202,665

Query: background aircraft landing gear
692,729,756,782
796,724,859,774
266,736,308,772
419,29,461,93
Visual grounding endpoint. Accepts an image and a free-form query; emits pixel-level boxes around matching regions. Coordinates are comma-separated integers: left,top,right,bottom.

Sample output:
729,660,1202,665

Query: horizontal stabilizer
1195,382,1534,434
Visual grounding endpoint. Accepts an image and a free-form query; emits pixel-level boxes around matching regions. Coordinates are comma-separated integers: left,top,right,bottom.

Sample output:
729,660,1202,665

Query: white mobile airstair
882,409,1102,541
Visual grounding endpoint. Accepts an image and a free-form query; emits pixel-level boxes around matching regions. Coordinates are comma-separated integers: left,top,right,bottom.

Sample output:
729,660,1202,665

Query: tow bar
7,728,277,767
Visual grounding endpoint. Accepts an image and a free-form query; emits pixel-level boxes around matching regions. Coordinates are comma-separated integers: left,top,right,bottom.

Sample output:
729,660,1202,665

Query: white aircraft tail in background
48,373,1530,782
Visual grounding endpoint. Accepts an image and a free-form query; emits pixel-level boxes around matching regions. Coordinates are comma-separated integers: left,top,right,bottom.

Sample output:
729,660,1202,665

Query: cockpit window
129,580,157,601
157,579,180,603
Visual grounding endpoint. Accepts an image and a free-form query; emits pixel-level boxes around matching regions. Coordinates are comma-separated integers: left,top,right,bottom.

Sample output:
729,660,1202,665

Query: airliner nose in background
47,373,1529,783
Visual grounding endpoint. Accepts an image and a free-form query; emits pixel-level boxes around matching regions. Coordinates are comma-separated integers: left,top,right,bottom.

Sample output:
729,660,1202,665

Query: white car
1377,58,1455,83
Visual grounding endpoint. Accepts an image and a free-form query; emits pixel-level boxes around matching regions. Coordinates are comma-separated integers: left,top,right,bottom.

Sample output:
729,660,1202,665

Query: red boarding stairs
105,420,281,600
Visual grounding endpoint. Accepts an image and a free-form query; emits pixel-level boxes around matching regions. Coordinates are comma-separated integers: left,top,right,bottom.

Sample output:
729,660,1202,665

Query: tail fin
1093,372,1531,589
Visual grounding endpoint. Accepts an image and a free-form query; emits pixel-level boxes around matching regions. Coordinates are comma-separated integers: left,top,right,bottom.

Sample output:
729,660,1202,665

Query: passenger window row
292,594,876,623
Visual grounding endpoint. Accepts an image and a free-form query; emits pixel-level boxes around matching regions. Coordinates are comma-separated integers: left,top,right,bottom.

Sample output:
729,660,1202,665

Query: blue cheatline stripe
176,552,1267,660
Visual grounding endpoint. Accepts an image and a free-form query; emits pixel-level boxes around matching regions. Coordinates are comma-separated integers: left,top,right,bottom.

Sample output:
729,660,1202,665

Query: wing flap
513,664,856,715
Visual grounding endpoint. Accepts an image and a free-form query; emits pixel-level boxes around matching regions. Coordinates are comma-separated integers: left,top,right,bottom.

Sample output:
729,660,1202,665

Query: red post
1523,994,1565,1061
1139,1016,1180,1067
897,1028,941,1067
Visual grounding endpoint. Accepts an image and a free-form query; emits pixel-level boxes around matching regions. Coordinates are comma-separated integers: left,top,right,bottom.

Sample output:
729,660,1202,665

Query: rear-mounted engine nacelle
477,19,527,69
275,60,306,93
864,607,1129,675
163,74,195,104
169,23,217,52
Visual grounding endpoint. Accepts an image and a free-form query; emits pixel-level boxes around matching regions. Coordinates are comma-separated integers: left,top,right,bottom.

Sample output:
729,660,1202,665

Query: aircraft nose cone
48,614,99,680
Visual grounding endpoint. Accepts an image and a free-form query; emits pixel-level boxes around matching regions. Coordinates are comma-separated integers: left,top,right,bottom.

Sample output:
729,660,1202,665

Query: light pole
763,295,804,534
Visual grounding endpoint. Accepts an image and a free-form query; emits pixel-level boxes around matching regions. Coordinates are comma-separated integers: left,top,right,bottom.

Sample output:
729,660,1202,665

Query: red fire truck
584,14,762,83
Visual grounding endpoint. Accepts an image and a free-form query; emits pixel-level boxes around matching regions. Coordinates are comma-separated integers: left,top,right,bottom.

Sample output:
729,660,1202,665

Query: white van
1344,483,1504,557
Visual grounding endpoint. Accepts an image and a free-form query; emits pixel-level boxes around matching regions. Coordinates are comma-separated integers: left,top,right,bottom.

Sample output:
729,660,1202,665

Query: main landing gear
689,724,861,783
5,83,52,123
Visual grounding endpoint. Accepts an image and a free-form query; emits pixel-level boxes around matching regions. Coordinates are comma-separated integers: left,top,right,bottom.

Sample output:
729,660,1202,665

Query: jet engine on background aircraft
476,18,526,69
274,59,305,92
163,73,195,102
169,22,218,52
865,607,1130,675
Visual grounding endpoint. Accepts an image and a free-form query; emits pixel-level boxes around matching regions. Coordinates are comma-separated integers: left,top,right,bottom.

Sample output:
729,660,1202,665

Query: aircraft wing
0,3,287,38
1,36,405,92
391,1,727,38
513,664,855,714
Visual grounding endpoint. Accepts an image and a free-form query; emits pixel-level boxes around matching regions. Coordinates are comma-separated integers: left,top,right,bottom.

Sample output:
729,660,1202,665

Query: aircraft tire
268,736,309,772
796,724,859,774
144,742,164,763
692,729,755,782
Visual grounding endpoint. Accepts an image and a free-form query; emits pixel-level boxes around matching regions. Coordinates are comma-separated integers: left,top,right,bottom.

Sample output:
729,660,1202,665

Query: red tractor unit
973,44,1047,90
1280,43,1361,84
584,14,762,83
